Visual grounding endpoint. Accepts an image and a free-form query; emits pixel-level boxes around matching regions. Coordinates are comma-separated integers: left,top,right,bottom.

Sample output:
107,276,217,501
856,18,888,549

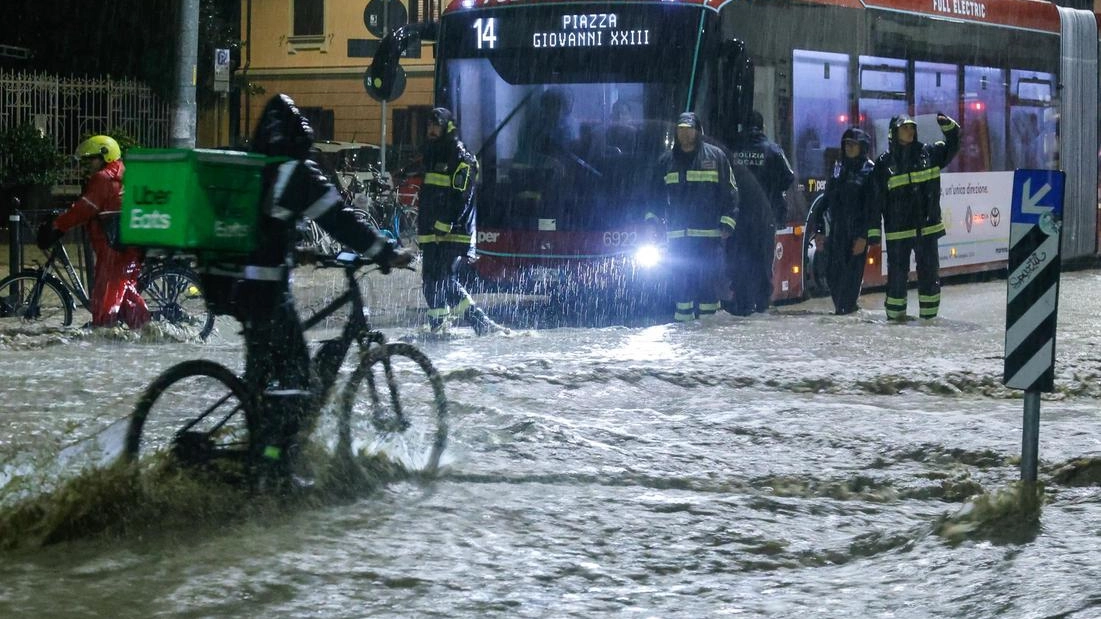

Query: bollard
8,197,22,276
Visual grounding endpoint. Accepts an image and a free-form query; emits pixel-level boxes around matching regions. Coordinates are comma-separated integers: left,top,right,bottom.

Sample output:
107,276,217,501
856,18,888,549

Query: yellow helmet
76,135,121,163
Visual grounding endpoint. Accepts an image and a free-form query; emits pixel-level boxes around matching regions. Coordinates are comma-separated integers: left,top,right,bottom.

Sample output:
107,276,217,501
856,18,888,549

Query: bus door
857,55,909,284
1008,71,1056,170
791,50,851,298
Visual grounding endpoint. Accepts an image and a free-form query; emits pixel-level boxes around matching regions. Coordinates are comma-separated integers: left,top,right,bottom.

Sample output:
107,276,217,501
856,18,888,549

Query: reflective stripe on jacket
873,119,960,242
417,137,478,246
647,141,739,239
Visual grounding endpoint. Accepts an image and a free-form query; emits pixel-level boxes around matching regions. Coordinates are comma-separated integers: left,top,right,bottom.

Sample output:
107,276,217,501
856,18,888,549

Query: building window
294,0,324,37
288,0,326,53
299,106,334,141
393,106,433,167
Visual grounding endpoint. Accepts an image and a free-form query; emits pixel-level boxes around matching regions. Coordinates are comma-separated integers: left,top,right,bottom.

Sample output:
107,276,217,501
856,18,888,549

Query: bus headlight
633,243,663,268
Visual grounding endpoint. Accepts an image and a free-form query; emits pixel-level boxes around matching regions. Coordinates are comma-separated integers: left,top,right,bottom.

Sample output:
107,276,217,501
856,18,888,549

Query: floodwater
1,266,1100,618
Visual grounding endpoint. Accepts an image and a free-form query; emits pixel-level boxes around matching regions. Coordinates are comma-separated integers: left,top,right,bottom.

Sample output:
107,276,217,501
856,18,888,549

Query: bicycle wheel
126,360,257,485
337,342,448,474
0,272,74,327
139,266,215,340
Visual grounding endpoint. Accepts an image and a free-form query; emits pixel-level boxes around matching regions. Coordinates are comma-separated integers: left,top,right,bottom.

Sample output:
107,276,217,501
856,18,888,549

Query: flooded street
2,266,1100,618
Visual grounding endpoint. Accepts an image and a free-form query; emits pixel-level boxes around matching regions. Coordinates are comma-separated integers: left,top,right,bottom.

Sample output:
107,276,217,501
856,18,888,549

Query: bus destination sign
471,13,652,50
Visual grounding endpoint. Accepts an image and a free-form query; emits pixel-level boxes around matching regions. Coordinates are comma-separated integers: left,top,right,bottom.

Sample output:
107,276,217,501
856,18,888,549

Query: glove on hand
36,223,63,251
936,112,957,130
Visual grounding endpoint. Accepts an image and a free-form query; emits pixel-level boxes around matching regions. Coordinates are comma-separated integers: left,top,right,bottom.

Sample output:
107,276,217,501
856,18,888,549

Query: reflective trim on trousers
885,295,906,319
918,292,940,318
698,301,720,315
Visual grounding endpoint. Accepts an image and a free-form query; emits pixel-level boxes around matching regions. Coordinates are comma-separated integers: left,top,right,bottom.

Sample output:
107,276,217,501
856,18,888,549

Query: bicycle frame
11,242,88,314
48,243,92,308
300,254,386,404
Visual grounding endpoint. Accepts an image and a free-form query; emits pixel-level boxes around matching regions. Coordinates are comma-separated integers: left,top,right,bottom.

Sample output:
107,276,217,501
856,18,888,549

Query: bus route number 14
473,18,498,50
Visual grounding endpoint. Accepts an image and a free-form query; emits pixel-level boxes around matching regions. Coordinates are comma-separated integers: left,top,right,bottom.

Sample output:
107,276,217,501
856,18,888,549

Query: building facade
236,0,440,169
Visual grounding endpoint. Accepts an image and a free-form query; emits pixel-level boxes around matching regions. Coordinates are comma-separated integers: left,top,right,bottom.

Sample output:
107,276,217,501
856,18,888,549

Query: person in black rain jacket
416,107,505,335
199,93,415,480
872,113,960,321
732,110,794,229
646,112,738,323
812,128,879,315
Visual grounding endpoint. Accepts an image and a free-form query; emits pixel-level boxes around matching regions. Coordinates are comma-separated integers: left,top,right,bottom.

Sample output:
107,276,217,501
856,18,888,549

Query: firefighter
38,135,150,329
647,112,739,323
812,128,879,315
416,107,506,335
729,111,794,313
872,113,960,321
199,94,415,480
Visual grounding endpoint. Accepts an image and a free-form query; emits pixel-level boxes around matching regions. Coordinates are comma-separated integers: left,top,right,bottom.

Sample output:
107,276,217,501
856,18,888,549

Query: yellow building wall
237,0,436,152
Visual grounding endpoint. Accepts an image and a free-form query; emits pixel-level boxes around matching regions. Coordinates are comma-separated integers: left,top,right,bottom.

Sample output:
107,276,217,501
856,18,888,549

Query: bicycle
123,250,448,488
339,168,418,246
0,229,214,338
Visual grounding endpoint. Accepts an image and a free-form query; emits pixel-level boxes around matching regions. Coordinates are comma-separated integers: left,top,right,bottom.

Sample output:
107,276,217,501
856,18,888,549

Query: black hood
888,114,918,149
841,127,871,159
251,94,315,159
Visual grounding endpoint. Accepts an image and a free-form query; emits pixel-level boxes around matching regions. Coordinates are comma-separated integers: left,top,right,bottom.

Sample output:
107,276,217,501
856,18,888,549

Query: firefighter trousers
421,242,477,326
671,237,724,322
884,234,941,320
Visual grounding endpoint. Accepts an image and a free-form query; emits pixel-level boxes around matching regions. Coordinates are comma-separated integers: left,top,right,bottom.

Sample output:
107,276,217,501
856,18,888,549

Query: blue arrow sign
1011,169,1065,226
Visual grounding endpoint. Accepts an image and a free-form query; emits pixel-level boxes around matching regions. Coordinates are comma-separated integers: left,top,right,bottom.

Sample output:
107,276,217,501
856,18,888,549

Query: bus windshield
436,5,714,231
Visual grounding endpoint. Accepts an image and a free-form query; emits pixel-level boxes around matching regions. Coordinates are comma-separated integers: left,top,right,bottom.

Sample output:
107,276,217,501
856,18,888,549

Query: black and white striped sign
1003,170,1065,392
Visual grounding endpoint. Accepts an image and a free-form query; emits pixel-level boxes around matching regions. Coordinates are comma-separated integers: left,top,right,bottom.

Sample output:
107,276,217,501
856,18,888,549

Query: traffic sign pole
1003,169,1065,482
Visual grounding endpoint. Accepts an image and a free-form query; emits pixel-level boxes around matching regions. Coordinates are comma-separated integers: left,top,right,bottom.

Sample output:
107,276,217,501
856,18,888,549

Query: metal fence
0,69,170,187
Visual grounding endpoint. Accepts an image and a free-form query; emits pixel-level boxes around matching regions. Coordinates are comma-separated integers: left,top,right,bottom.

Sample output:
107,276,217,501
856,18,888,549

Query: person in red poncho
38,135,150,329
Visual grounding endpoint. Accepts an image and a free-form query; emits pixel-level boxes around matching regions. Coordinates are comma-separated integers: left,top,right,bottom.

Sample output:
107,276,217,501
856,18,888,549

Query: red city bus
370,0,1100,321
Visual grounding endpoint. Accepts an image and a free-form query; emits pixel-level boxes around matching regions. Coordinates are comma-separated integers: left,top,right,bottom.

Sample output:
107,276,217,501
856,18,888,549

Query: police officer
647,112,738,323
872,113,960,321
813,128,879,315
416,107,505,335
200,94,415,480
729,111,794,313
733,111,794,229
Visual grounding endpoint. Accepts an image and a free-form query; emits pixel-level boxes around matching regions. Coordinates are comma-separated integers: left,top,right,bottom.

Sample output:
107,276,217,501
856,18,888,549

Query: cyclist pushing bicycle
38,135,151,330
196,94,416,483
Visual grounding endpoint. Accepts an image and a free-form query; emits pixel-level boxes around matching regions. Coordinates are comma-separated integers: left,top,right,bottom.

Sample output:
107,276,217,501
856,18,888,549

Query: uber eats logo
129,186,174,230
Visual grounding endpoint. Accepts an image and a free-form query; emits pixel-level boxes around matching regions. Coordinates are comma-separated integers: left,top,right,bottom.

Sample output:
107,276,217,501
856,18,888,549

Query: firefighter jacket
731,129,794,226
417,136,478,247
817,156,878,244
872,116,960,243
647,142,738,239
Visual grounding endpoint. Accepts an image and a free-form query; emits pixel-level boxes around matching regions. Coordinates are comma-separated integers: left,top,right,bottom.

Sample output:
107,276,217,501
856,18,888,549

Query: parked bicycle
124,250,447,488
0,232,214,338
337,167,418,246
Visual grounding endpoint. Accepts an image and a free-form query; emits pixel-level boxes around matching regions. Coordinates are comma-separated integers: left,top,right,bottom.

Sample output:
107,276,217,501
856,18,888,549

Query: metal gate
0,69,169,187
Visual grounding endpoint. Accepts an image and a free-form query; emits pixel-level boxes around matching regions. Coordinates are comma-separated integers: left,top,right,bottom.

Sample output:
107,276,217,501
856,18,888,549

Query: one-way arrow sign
1020,178,1052,215
1011,170,1064,224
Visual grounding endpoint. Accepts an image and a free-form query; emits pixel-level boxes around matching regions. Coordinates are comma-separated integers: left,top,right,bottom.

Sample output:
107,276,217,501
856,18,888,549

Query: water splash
935,481,1044,545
